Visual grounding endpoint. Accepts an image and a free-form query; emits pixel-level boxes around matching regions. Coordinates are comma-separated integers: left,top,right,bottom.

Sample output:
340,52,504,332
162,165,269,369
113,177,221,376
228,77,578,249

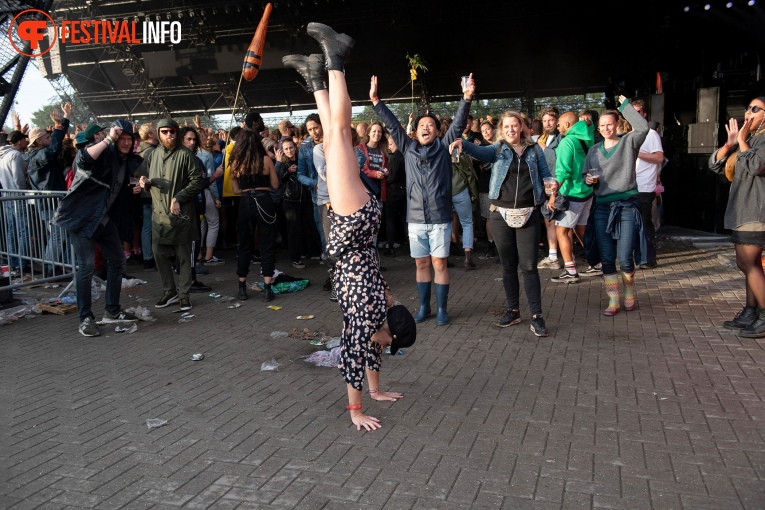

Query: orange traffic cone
242,3,272,81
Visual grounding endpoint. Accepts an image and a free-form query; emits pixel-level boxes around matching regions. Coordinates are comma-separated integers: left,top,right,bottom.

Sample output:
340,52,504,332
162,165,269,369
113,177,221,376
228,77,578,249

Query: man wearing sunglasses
138,119,206,312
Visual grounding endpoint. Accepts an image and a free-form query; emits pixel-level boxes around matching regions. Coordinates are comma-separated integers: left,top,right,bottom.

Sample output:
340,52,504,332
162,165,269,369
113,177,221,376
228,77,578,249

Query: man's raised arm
370,75,410,152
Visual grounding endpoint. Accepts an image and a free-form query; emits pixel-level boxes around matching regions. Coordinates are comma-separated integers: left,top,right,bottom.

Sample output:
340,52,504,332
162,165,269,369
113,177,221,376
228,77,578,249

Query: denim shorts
555,196,593,228
408,222,451,258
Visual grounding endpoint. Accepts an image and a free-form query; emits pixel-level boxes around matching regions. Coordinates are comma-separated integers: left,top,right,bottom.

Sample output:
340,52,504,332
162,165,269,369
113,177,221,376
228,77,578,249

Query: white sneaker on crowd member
538,256,562,268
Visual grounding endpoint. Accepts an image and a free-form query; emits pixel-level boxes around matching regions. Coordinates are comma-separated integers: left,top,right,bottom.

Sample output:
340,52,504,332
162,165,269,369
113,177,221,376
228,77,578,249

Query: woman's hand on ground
371,391,403,402
351,412,381,431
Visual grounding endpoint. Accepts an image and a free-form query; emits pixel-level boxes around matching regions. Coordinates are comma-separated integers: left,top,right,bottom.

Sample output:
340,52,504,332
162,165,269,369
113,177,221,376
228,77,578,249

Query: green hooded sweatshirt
555,120,595,200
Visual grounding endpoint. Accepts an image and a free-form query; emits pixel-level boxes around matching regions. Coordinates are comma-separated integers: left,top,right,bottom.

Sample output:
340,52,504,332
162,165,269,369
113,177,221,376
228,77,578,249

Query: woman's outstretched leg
314,90,331,133
324,70,368,216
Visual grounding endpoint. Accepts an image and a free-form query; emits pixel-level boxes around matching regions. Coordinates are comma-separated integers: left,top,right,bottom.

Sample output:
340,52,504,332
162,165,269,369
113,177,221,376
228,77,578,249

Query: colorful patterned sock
622,272,637,310
565,261,577,275
603,274,620,316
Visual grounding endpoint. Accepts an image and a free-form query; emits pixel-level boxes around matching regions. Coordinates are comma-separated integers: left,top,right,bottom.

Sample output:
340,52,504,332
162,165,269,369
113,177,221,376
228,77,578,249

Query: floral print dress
326,195,387,391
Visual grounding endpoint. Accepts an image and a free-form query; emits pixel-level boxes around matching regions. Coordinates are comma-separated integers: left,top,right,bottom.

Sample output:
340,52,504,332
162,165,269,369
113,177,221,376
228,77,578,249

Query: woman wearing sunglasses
709,97,765,337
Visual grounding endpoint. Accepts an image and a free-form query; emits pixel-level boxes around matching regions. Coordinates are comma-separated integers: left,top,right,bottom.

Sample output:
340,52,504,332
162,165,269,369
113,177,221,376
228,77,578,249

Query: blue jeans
69,219,125,323
39,203,69,269
592,200,639,275
313,202,326,251
141,202,153,260
3,202,29,268
452,188,474,250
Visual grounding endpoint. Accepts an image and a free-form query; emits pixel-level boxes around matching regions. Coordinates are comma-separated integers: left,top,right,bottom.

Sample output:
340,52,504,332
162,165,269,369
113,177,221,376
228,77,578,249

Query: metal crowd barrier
0,190,75,296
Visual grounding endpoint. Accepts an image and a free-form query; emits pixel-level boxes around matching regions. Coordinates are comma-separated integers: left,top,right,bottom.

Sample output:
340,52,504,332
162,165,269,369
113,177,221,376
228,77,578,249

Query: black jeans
283,199,321,262
69,219,124,323
490,208,543,316
636,191,656,264
273,199,289,248
385,189,406,248
237,191,276,278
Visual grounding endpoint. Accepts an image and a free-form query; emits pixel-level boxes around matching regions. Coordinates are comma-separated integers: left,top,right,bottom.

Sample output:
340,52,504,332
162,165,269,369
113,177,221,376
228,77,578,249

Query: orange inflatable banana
242,3,273,81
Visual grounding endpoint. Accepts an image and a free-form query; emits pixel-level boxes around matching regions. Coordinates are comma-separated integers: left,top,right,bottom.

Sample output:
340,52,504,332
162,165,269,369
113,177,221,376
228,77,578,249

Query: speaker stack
688,87,721,154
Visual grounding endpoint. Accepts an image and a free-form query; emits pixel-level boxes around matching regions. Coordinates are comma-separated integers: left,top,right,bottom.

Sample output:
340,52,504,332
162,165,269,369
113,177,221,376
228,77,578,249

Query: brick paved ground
1,230,764,509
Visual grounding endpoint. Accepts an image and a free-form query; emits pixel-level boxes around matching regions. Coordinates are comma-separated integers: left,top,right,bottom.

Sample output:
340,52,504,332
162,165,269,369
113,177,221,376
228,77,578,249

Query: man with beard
53,121,142,337
138,119,206,312
537,106,562,269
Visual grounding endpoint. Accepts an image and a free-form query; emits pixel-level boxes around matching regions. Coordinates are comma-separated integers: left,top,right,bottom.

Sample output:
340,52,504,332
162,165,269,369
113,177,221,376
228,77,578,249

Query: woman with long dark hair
277,136,320,268
709,97,765,337
283,23,416,432
229,129,279,301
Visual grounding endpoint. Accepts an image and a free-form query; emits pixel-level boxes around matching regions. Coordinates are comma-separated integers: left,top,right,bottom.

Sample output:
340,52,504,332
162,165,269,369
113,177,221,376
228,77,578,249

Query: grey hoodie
0,145,28,190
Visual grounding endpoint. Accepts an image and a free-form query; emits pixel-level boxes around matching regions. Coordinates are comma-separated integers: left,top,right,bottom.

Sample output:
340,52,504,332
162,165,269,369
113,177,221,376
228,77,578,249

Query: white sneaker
537,256,562,268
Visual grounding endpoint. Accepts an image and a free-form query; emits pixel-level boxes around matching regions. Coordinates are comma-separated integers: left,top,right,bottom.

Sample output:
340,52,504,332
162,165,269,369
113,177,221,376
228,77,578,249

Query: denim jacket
461,141,551,207
297,136,318,203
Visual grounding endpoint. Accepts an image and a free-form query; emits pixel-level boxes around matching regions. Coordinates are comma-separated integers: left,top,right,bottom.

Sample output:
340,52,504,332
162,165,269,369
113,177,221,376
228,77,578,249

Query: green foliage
351,102,414,127
28,95,93,128
531,93,606,118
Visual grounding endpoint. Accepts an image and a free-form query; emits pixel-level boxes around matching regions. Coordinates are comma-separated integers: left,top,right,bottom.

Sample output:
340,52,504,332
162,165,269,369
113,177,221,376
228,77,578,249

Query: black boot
464,250,476,270
306,22,355,72
237,280,248,301
739,308,765,338
263,283,275,302
485,241,497,258
282,54,326,93
723,305,757,329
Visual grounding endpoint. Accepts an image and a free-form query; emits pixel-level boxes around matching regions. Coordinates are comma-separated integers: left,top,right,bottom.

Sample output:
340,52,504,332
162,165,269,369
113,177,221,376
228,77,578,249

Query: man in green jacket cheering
139,119,206,311
546,112,595,284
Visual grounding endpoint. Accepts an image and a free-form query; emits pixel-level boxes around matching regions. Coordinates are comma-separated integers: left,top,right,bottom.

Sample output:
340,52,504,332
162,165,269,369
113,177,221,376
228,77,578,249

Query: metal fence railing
0,190,74,295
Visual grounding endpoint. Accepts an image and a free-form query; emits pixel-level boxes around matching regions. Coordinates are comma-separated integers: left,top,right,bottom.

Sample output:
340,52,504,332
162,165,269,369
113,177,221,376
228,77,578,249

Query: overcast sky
6,64,59,126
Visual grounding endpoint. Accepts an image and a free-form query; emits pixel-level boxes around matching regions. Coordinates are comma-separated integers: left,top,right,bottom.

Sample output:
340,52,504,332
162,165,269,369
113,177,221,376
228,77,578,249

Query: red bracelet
346,403,362,411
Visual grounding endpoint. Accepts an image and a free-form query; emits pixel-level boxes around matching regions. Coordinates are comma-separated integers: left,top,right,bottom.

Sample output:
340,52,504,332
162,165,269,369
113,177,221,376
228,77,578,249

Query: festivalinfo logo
10,9,183,57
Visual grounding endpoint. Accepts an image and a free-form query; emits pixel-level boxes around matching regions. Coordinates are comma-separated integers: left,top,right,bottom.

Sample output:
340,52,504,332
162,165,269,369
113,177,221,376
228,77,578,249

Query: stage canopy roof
23,0,765,120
